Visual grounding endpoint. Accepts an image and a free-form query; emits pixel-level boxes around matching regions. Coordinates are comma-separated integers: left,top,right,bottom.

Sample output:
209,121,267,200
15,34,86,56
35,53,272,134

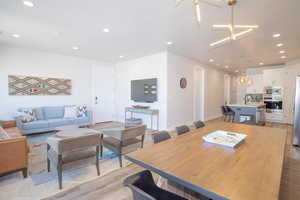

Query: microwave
264,87,282,96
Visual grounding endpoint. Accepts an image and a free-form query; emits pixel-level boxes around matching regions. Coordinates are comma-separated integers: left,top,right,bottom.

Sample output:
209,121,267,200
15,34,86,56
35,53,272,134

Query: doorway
92,65,114,123
194,67,205,121
224,74,231,104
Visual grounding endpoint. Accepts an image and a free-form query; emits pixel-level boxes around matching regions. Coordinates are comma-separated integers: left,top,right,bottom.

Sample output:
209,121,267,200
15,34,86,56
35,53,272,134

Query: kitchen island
227,103,266,125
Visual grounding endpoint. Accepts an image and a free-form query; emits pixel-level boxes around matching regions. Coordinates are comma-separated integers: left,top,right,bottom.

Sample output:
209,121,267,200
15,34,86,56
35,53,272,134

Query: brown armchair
0,127,28,178
47,133,101,189
101,125,146,167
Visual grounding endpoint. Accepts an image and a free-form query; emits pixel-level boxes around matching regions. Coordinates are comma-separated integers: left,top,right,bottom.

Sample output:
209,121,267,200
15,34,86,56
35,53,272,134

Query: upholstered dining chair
47,133,101,189
152,131,171,144
124,170,187,200
176,125,190,135
101,125,146,167
221,106,235,122
194,120,205,129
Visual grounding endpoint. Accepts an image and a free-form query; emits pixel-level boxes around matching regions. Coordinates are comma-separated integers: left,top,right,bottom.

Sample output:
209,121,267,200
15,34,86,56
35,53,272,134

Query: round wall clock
180,78,187,89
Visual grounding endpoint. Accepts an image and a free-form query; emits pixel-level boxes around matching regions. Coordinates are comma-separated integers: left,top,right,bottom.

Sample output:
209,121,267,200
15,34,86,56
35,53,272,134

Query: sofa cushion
34,107,44,120
48,119,70,127
43,106,64,120
22,120,49,130
64,106,77,118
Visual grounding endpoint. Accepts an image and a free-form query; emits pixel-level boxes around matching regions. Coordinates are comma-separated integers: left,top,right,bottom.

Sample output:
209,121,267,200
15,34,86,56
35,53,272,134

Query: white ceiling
0,0,299,72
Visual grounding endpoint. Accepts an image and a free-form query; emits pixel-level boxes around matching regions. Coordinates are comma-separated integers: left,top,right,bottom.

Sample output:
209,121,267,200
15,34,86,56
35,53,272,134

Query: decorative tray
203,130,247,148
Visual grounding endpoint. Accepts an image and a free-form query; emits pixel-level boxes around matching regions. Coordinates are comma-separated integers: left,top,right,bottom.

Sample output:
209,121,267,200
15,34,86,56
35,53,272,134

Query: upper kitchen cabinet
263,68,284,87
246,73,264,94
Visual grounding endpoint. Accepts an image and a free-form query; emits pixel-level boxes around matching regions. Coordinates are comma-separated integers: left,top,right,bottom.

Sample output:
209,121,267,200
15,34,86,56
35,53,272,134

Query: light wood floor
43,119,300,200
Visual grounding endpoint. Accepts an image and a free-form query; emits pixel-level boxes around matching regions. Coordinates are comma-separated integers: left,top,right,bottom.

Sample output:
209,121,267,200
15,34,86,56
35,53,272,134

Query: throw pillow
64,106,77,118
77,105,87,118
20,109,37,123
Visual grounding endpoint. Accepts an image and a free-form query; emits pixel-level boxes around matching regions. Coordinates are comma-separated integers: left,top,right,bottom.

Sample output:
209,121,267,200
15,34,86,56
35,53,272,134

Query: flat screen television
131,78,157,103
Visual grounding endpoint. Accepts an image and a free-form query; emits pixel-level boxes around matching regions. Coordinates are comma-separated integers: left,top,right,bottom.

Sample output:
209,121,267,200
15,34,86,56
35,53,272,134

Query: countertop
227,103,266,108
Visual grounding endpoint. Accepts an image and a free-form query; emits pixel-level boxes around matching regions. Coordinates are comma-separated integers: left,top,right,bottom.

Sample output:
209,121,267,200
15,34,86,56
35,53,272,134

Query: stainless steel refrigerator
293,76,300,146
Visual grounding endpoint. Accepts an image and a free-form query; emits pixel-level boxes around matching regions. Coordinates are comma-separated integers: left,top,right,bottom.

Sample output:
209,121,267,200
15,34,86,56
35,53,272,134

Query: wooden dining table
125,122,287,200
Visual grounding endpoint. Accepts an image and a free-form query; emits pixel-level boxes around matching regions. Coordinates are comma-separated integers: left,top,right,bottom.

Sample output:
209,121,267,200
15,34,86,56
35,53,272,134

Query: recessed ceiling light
209,59,214,62
259,62,264,66
277,43,283,47
103,28,110,33
166,41,173,45
119,55,124,58
279,50,285,54
23,0,34,7
12,34,20,38
225,65,229,69
72,46,79,50
281,55,287,59
273,33,280,38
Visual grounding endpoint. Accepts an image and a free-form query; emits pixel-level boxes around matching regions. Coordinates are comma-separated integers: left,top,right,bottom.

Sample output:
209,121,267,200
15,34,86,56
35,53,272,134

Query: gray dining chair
47,133,101,189
176,125,190,135
194,120,205,129
152,131,171,144
101,125,146,167
124,170,187,200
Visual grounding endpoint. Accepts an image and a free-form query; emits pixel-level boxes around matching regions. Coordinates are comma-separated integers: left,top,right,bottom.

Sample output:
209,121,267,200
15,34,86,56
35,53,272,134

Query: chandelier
237,75,252,86
176,0,220,23
210,0,259,47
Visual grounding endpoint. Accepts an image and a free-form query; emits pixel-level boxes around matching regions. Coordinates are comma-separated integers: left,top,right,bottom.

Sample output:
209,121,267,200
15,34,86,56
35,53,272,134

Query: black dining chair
152,131,171,144
124,170,187,200
176,125,190,135
194,120,205,129
221,106,235,122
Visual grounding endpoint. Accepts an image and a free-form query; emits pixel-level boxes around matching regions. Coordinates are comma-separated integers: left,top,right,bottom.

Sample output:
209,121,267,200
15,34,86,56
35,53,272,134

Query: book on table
203,130,247,148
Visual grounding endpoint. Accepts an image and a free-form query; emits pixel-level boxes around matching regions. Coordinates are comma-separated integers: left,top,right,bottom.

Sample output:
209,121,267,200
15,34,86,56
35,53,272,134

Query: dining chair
193,120,205,129
101,125,146,167
221,106,235,122
152,131,171,144
47,133,101,189
124,170,188,200
176,125,190,135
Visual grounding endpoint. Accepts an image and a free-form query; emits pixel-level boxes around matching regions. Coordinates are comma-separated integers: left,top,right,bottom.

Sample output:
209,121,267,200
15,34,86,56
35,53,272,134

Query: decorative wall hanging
8,75,72,96
180,78,187,89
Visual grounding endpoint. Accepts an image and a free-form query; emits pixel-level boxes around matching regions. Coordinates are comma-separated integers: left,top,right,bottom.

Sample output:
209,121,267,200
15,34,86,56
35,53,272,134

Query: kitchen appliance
293,76,300,146
263,87,283,113
264,100,283,113
264,87,282,96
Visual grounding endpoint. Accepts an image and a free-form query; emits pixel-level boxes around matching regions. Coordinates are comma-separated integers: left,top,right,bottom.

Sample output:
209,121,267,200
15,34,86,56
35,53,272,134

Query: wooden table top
125,122,287,200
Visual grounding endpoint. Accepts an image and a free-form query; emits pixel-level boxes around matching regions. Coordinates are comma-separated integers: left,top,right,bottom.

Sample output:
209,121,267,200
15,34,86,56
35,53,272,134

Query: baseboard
205,114,223,122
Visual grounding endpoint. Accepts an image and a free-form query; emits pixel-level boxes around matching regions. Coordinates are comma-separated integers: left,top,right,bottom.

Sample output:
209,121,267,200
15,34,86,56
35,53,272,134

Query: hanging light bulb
194,0,201,23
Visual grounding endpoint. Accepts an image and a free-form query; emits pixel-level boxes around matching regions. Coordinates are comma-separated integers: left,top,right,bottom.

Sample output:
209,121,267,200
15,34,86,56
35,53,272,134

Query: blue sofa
15,106,93,135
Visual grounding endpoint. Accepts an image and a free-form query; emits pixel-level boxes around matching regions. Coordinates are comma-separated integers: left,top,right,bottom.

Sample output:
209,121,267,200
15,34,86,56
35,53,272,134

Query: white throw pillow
64,106,77,118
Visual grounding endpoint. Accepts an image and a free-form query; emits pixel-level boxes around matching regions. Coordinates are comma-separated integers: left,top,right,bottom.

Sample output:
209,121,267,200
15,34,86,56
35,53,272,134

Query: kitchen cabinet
246,74,264,93
263,68,284,87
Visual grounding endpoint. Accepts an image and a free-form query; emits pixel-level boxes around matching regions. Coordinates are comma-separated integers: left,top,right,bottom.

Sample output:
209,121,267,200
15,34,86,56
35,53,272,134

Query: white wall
166,52,199,130
166,52,225,129
114,52,168,130
204,67,225,120
0,46,104,120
